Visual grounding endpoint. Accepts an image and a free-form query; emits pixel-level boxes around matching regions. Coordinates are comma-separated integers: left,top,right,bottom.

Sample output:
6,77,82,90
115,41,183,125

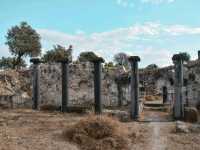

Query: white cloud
116,0,175,7
164,25,200,35
133,46,174,66
1,23,199,67
0,45,10,57
116,0,134,8
37,22,200,67
141,0,175,4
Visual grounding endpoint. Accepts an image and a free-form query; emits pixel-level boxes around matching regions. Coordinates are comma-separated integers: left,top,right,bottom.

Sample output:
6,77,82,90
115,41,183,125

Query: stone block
176,121,189,133
184,107,199,123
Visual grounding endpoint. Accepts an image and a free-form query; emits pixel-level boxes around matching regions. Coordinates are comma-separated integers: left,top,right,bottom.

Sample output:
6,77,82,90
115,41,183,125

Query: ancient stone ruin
0,52,200,120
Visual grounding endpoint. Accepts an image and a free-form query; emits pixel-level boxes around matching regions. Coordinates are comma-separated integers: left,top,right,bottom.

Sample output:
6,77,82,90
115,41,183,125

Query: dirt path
142,111,170,150
140,102,172,150
149,122,167,150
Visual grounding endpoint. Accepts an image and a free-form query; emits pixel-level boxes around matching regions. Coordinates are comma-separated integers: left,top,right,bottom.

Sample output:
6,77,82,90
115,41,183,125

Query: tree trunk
13,52,23,69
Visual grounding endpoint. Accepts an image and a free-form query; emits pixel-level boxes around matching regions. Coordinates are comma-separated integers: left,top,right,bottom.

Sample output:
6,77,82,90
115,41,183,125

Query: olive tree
0,57,26,69
78,51,99,62
42,45,73,62
5,22,41,68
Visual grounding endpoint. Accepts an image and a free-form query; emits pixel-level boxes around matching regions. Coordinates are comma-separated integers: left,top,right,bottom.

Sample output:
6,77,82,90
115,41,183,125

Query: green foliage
105,62,114,68
104,62,115,70
0,57,26,69
78,51,98,62
145,64,158,70
114,52,129,67
179,52,191,61
5,21,41,68
42,45,72,62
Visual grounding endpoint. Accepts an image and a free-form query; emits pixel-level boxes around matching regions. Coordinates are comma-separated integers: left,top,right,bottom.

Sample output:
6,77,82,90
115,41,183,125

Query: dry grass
0,109,200,150
63,115,130,150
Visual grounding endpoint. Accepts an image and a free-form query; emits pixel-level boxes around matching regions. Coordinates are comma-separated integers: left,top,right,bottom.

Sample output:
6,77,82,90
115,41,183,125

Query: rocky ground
0,108,200,150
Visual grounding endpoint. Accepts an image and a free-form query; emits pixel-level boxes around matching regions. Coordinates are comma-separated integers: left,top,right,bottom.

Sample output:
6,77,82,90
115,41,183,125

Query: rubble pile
0,69,31,108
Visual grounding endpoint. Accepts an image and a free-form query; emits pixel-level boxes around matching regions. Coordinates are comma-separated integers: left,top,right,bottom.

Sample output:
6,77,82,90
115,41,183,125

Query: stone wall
33,60,200,109
38,62,132,108
0,70,32,108
139,60,200,107
1,58,199,110
139,67,175,103
185,61,200,106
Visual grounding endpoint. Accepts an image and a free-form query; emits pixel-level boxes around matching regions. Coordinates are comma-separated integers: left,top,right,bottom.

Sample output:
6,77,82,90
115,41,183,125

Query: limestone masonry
0,57,200,109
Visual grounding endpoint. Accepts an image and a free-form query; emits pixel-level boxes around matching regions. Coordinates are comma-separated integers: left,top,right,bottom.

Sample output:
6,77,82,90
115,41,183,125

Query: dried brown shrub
63,115,130,150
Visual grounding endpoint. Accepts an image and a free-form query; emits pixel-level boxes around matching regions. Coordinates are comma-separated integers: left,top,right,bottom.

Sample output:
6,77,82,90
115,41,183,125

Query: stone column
172,54,184,119
60,60,69,112
163,86,168,104
129,56,140,120
92,57,104,114
117,83,123,107
30,57,40,110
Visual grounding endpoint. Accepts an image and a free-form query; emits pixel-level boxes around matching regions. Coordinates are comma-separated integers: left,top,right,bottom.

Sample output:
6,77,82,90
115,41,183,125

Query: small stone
189,124,200,133
105,110,130,122
176,121,189,133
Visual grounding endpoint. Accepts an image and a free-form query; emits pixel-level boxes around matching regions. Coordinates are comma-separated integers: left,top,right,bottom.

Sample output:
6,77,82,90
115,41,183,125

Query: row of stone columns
30,57,106,114
30,56,141,120
31,53,185,120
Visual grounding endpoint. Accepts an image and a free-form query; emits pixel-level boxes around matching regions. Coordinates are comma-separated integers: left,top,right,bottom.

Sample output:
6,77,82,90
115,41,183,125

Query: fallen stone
176,121,189,133
189,124,200,133
104,109,130,122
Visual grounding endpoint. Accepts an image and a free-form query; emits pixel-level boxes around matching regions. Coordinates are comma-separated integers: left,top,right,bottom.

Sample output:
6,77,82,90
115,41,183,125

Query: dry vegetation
0,109,200,150
63,115,130,150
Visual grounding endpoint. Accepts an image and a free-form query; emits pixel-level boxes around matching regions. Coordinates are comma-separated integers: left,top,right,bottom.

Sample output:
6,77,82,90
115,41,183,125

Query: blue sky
1,0,200,67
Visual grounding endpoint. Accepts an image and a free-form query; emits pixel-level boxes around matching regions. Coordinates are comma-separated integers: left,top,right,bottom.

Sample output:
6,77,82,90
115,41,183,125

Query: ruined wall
38,62,132,108
1,59,199,109
139,66,175,103
185,61,200,106
139,60,200,107
0,70,32,108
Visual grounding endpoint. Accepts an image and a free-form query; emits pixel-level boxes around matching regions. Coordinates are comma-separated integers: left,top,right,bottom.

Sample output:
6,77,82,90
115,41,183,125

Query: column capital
30,57,41,64
172,53,189,62
128,56,141,62
172,54,182,61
